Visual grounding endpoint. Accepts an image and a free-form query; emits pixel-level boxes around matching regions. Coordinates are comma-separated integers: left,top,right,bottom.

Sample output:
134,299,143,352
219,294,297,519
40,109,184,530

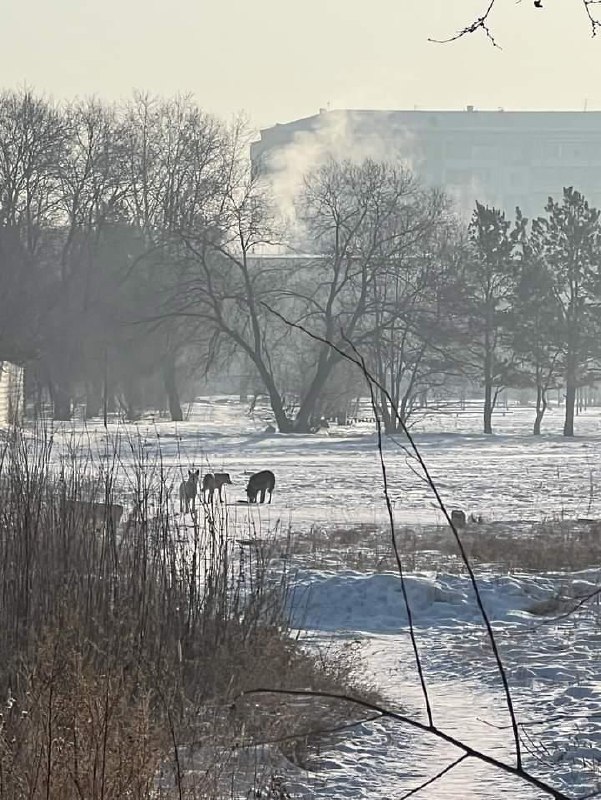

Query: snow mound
290,569,559,633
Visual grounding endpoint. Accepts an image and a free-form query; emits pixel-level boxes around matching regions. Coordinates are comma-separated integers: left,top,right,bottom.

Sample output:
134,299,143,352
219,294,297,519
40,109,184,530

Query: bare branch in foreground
534,584,601,627
583,0,601,35
186,712,385,751
428,0,501,46
479,710,601,730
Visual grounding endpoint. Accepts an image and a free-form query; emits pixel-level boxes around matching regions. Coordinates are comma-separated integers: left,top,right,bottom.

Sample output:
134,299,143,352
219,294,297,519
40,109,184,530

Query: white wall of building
0,361,24,427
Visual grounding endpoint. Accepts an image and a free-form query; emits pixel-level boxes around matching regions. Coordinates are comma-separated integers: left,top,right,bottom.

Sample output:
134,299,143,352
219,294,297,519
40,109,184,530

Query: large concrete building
251,108,601,219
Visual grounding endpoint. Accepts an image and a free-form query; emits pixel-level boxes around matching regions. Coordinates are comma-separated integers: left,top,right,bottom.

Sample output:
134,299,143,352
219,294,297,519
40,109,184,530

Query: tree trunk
293,353,337,433
85,379,102,419
255,362,293,432
483,382,493,434
563,344,577,436
163,361,183,422
52,384,72,421
400,393,411,428
246,341,333,434
378,386,394,434
120,378,141,422
533,385,547,435
564,380,576,437
483,348,493,434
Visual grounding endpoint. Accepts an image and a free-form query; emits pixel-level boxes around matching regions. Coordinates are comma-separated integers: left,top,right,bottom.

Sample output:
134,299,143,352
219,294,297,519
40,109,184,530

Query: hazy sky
3,1,601,128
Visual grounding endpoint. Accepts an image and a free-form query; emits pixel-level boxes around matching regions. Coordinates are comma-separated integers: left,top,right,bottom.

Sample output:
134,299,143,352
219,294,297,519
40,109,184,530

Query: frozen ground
38,397,601,797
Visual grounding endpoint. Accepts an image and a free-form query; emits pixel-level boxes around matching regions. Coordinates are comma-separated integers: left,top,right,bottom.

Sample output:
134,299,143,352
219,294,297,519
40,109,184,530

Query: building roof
255,108,601,143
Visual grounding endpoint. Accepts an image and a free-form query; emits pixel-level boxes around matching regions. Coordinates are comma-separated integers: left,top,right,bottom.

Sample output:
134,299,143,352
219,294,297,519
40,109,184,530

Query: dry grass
287,518,601,574
0,427,372,799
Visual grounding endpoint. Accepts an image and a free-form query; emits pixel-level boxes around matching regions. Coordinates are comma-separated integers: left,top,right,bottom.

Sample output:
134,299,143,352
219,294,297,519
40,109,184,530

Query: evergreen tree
510,214,563,434
532,187,601,437
462,203,522,434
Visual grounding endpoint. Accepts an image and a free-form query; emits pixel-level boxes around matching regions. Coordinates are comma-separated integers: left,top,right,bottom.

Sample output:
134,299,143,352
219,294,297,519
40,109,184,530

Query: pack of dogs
65,469,473,532
179,469,275,514
59,470,276,531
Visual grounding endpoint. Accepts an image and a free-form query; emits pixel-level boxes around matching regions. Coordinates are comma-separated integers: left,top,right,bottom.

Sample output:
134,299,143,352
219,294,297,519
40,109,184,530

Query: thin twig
537,585,601,626
399,752,470,798
583,0,601,35
198,711,385,751
429,0,601,45
479,710,601,730
428,0,501,47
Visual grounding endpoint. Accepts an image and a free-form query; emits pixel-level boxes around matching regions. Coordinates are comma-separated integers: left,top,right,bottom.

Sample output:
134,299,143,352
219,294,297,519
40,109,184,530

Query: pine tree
462,203,521,434
532,187,601,437
510,214,563,434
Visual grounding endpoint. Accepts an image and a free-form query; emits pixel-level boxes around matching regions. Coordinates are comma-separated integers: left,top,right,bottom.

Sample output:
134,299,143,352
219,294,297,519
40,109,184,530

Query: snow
289,567,601,796
290,569,563,632
35,397,601,797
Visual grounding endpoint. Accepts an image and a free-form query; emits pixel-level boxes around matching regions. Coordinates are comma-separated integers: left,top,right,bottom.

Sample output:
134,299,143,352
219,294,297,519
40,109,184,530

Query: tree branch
429,0,601,46
428,0,501,47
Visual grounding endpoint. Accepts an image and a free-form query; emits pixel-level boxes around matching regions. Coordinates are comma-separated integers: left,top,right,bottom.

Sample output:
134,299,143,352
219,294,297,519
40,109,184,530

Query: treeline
1,89,601,435
0,90,229,421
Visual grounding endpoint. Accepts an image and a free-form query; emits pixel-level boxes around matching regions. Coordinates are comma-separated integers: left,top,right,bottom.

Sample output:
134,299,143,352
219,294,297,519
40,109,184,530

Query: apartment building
251,107,601,218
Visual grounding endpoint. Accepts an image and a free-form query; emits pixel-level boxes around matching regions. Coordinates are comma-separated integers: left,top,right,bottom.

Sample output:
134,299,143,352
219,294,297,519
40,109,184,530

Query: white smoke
260,110,419,236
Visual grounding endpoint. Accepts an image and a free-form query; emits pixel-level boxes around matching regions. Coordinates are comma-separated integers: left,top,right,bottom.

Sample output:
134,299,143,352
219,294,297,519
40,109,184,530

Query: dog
179,469,200,514
202,472,232,503
246,470,275,504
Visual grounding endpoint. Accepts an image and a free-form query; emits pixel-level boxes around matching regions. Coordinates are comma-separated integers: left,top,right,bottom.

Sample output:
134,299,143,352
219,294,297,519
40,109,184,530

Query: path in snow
289,568,601,798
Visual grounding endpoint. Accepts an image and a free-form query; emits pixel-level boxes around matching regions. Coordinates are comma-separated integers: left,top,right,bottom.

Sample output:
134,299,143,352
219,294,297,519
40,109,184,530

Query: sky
2,0,601,129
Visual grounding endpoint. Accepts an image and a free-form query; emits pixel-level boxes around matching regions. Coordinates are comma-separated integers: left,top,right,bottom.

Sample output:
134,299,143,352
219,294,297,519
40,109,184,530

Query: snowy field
41,398,601,798
48,395,601,526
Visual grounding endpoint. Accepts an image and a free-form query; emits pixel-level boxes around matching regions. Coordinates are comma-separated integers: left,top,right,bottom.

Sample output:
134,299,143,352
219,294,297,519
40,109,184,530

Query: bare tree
170,155,450,432
0,90,65,368
289,159,446,432
120,93,226,419
168,122,297,428
365,212,461,432
40,99,128,419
